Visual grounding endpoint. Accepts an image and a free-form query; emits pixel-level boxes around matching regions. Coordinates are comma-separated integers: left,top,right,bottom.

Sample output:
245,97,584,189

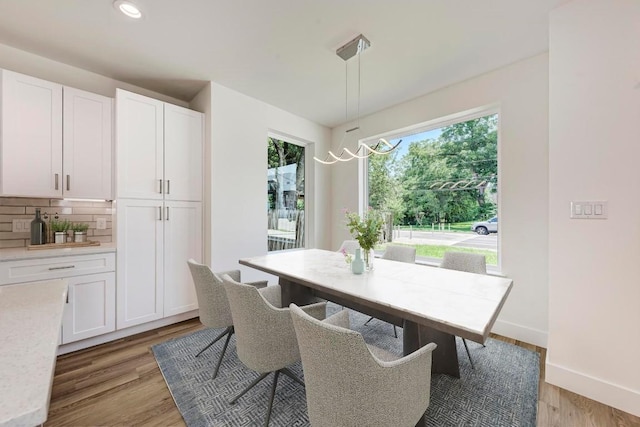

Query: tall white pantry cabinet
116,89,203,329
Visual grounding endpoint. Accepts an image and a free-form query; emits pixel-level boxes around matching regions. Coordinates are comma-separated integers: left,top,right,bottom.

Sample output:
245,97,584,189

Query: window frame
267,131,313,251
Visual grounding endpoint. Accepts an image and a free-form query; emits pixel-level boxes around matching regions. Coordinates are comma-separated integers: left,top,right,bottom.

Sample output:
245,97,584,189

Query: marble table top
0,279,68,427
240,249,513,343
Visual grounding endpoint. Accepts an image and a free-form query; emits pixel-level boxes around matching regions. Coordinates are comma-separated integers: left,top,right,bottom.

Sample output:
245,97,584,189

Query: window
267,137,305,251
367,113,499,268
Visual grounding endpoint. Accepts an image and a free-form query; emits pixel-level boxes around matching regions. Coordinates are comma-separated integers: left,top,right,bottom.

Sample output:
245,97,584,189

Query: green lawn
377,242,497,265
398,221,475,233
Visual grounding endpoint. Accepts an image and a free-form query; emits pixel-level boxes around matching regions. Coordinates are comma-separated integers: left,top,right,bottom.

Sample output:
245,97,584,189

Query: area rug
152,304,539,426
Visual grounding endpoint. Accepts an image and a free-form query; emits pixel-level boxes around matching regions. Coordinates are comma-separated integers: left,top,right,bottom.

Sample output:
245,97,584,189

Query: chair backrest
381,245,416,263
187,259,239,329
290,304,434,427
440,252,487,274
337,239,360,254
221,274,301,372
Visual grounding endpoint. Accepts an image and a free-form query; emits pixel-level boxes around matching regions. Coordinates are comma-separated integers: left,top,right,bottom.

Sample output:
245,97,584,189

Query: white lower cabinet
62,272,116,343
0,252,116,345
116,199,202,329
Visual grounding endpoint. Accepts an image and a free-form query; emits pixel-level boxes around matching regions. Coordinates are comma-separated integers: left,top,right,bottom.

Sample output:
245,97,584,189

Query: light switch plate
570,201,608,219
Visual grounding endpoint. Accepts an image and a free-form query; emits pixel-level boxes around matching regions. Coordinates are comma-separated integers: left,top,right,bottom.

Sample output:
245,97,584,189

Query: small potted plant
345,208,383,271
50,219,71,244
72,222,89,243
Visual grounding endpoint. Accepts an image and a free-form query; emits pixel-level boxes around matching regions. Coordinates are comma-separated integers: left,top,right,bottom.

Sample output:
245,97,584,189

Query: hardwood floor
45,319,640,427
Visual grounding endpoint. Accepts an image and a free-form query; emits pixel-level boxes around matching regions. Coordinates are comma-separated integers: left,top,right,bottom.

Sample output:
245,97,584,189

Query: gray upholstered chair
365,245,417,338
337,239,360,254
381,245,416,263
439,251,487,369
187,259,266,378
221,274,327,427
290,304,437,427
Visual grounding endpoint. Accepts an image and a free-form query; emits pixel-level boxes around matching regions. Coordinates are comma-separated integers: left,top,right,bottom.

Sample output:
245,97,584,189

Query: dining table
240,248,513,379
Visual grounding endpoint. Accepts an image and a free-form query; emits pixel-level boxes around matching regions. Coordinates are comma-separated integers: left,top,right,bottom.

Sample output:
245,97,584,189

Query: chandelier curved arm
360,139,402,155
329,150,354,162
343,146,374,160
313,155,339,165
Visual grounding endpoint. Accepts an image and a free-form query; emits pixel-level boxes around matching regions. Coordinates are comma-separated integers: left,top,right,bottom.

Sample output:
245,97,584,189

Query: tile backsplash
0,198,113,248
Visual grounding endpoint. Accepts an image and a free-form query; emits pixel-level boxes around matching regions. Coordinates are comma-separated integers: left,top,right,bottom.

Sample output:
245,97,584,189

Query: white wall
189,83,213,265
329,54,550,347
0,42,188,106
207,82,331,281
547,0,640,416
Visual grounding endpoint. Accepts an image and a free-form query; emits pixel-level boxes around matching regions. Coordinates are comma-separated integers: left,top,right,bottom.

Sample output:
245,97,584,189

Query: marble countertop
0,279,68,427
241,249,513,343
0,243,116,262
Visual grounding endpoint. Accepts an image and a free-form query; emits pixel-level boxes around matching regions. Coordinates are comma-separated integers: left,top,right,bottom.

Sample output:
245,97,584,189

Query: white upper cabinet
164,104,203,201
63,87,113,200
0,70,63,198
0,69,114,199
116,89,164,200
116,89,203,201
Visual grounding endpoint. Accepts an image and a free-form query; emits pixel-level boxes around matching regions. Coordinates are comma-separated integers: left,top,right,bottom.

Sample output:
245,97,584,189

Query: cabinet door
62,272,116,343
164,104,203,201
0,69,63,197
63,87,113,200
116,199,164,329
163,201,202,316
116,89,164,199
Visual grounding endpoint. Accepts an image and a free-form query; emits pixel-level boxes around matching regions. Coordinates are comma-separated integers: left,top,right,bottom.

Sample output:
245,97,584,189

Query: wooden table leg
279,278,317,306
403,319,460,378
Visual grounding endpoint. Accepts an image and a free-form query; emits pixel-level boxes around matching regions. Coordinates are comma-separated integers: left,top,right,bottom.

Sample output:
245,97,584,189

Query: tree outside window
367,114,499,266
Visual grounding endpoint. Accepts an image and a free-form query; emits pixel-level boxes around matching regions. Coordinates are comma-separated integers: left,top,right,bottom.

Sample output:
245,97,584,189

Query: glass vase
363,248,374,271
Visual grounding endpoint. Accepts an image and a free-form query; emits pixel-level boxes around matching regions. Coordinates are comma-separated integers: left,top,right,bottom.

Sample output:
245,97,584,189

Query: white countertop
241,249,513,343
0,243,116,262
0,279,68,427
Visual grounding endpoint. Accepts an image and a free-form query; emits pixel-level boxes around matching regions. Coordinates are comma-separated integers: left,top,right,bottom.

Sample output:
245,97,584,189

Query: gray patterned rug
152,304,539,426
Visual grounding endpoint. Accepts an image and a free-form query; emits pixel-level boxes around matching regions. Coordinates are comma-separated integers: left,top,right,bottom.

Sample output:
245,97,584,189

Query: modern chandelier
314,34,401,165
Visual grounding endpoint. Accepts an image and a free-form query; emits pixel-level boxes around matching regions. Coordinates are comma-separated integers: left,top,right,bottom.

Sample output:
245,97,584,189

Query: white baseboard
58,310,199,355
546,360,640,418
491,319,548,348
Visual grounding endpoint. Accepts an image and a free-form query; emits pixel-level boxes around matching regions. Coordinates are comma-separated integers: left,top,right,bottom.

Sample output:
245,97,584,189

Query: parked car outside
471,217,498,235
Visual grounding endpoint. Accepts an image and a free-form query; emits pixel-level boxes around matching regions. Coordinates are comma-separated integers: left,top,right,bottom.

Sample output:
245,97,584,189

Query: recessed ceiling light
114,0,142,19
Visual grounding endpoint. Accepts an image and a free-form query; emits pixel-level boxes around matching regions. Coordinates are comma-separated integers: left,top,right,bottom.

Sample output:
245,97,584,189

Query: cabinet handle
66,289,69,304
166,180,170,195
55,173,59,190
49,265,75,271
166,206,170,221
66,175,70,191
159,179,163,194
159,206,163,221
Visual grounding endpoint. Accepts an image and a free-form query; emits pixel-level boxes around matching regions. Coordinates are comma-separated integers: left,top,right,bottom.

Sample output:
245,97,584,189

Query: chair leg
212,327,234,379
462,338,474,369
195,326,232,358
263,371,280,427
280,367,304,388
229,372,270,404
364,316,374,325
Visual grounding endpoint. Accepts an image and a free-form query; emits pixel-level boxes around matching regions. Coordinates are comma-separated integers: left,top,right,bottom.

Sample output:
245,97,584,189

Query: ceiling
0,0,569,128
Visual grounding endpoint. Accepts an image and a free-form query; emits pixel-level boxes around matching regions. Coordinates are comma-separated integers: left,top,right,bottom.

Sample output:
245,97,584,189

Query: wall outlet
12,219,31,232
96,217,107,230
